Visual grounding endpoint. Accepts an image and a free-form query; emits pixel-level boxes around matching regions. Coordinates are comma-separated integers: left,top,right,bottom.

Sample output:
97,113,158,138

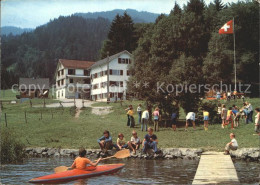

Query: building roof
91,50,132,68
59,59,95,69
19,78,50,90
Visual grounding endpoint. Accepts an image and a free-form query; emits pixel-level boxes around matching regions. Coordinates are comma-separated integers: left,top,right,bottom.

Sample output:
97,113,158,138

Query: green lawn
1,97,259,151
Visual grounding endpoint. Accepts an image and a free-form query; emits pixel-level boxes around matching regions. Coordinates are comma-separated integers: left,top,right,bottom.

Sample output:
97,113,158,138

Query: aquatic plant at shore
0,129,25,164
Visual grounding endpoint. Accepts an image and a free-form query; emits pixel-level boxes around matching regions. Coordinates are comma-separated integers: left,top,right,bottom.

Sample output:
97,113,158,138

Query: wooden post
43,98,46,108
5,113,7,127
74,97,76,107
25,111,27,123
30,100,32,108
82,99,84,108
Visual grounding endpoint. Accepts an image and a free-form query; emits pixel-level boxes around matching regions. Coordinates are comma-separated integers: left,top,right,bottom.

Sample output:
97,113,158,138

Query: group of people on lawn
97,128,159,156
69,102,259,170
219,101,259,132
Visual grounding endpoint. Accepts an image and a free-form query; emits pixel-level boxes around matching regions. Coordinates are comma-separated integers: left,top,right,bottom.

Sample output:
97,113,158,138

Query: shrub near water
0,129,25,164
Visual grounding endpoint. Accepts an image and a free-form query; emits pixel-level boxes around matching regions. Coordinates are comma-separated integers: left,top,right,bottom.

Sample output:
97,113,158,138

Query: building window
92,84,99,89
69,79,73,83
68,69,75,75
127,70,131,76
109,81,123,87
101,82,107,88
118,58,131,64
110,69,123,76
84,70,90,76
84,79,90,84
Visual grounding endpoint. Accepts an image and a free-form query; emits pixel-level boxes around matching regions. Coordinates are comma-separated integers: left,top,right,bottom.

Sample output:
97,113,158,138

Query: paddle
54,149,130,173
94,149,130,161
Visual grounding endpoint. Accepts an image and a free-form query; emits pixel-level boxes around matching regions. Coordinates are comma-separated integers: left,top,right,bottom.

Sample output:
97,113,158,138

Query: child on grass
71,148,102,170
185,112,196,131
203,110,209,131
224,133,238,155
226,107,234,129
221,104,227,128
127,130,141,154
153,108,160,132
171,112,178,131
127,107,135,128
117,133,128,150
254,108,260,134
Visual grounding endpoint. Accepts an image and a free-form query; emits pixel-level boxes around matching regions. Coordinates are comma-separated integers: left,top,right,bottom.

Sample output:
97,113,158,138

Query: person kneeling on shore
128,130,141,154
224,133,238,155
71,148,102,170
142,127,159,154
97,130,118,154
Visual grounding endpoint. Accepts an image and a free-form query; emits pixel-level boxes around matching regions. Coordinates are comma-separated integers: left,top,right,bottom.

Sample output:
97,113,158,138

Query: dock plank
192,152,240,185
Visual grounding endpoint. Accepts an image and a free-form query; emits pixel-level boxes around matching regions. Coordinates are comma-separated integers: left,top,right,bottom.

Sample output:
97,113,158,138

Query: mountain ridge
74,8,160,23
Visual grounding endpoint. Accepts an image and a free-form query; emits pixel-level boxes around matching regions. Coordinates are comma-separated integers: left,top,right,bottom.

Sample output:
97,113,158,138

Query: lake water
0,157,259,185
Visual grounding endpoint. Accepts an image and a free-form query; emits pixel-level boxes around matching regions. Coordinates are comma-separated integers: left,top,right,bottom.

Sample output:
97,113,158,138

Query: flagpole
233,17,237,91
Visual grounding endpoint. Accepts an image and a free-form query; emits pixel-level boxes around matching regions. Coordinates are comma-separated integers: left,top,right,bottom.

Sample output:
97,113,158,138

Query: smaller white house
90,50,132,101
55,59,95,99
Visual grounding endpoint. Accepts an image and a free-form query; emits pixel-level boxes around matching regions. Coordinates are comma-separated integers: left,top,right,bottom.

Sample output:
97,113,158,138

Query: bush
0,129,25,164
197,101,219,124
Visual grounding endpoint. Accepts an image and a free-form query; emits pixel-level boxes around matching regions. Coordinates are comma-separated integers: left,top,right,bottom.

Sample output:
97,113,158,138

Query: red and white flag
219,20,233,34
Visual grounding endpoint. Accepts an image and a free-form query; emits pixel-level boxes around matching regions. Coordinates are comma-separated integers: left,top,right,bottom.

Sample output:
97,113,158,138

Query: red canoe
29,163,125,184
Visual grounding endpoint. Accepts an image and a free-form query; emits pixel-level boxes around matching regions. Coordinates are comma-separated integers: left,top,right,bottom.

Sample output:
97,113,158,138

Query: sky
1,0,240,28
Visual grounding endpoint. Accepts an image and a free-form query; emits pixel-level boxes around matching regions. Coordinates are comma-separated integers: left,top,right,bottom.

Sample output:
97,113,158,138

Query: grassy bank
1,96,259,151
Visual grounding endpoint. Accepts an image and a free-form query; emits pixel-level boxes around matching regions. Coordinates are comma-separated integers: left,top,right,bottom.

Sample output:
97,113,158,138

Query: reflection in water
1,157,259,185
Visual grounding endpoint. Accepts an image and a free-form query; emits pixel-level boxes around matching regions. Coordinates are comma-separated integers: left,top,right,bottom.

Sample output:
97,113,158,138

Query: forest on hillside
1,16,111,87
1,0,259,102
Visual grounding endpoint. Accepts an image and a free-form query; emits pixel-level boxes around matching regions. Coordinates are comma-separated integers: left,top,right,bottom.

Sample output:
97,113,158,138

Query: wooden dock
193,151,240,185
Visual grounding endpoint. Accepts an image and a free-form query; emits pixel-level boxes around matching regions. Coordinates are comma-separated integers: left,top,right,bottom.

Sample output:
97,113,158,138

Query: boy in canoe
71,148,102,170
97,130,118,154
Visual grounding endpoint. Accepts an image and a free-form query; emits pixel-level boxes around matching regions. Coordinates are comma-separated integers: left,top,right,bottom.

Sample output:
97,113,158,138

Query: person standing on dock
224,133,238,155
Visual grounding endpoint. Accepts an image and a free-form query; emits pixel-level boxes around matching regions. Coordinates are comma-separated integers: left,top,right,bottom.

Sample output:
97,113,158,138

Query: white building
90,50,132,101
55,59,95,99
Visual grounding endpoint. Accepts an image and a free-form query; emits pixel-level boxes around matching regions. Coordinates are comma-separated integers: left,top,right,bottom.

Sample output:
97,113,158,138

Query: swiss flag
219,20,233,34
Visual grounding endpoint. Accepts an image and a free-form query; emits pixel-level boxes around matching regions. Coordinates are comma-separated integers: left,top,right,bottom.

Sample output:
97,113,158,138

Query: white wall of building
90,53,131,101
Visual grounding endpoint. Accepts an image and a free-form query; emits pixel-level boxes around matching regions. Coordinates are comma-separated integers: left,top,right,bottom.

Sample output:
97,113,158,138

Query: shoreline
24,147,260,161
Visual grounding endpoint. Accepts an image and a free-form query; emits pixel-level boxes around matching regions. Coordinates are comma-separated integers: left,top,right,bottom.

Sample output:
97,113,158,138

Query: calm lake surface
1,157,259,185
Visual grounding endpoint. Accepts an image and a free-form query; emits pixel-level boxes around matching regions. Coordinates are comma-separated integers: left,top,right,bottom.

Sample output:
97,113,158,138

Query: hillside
74,9,160,23
1,26,33,36
1,16,111,88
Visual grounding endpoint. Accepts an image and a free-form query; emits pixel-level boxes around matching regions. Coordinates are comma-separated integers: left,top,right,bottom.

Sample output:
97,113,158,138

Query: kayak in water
29,163,125,184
